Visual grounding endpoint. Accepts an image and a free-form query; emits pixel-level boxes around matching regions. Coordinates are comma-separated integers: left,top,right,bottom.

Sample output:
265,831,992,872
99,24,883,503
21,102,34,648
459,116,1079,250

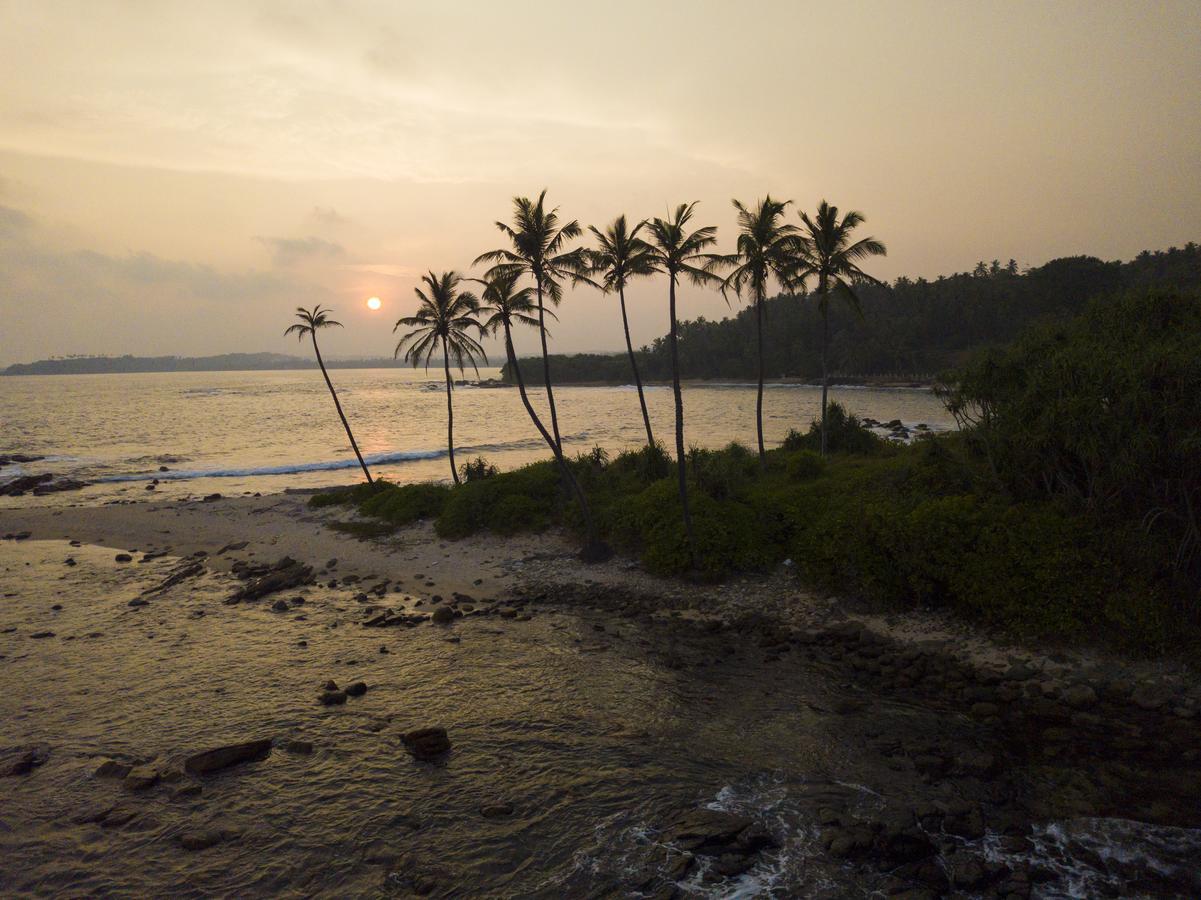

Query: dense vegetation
315,286,1201,656
502,244,1201,384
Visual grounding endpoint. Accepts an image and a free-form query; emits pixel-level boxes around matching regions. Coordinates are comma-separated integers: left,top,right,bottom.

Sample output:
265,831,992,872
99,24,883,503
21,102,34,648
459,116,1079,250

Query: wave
94,433,582,483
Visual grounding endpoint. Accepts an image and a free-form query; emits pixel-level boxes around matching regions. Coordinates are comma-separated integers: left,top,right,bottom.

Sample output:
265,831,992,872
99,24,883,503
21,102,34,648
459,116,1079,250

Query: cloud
0,204,32,235
256,235,345,267
311,205,347,226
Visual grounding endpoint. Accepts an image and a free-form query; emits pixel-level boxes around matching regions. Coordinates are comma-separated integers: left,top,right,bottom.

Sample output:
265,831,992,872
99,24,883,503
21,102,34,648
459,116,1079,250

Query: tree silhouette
716,196,805,464
587,214,658,446
644,203,722,561
475,190,592,453
393,272,486,484
475,270,609,561
797,201,887,455
284,305,374,484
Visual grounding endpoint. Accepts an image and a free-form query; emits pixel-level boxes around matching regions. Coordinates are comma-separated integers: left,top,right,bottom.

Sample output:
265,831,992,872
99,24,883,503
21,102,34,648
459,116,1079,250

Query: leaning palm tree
716,196,805,465
474,271,609,561
587,215,658,446
797,201,888,455
474,190,592,453
644,203,722,560
284,305,374,484
393,272,486,484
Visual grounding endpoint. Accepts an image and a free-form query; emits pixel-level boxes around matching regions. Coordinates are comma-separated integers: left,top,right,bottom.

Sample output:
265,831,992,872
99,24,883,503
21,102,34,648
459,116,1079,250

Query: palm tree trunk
668,275,695,561
819,277,830,457
619,285,655,447
504,320,605,560
534,274,564,453
312,333,373,484
755,287,766,466
442,336,459,485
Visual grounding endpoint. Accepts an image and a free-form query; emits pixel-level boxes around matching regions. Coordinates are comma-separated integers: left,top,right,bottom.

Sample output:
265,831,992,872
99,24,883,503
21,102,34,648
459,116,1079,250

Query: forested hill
501,244,1201,384
1,353,415,376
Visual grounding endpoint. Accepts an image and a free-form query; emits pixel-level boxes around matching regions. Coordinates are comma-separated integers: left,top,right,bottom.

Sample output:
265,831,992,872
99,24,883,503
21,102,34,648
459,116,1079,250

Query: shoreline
4,490,1201,894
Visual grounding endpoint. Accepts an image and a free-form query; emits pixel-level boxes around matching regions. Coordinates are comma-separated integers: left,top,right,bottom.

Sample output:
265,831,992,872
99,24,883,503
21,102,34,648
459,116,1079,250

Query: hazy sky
1,0,1199,365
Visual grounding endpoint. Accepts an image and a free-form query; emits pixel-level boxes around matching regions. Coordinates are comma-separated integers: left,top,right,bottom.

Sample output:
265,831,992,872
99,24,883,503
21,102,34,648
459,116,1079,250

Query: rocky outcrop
184,739,273,775
227,557,313,603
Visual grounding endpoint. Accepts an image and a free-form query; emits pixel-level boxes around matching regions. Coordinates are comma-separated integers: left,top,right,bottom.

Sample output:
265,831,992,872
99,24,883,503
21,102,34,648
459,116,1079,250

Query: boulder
184,739,273,775
229,559,313,602
0,743,50,776
345,681,368,697
124,765,161,791
401,727,451,760
430,606,455,624
319,690,348,706
94,759,132,779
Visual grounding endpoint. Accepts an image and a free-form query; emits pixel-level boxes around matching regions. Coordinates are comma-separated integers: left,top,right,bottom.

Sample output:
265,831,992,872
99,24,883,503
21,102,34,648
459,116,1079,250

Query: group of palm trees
287,190,885,563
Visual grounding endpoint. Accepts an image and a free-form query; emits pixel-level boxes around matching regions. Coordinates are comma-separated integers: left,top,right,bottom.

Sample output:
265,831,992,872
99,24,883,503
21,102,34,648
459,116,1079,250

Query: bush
688,442,757,501
359,482,450,525
458,456,499,482
785,450,826,482
609,442,673,483
309,480,391,508
781,402,884,455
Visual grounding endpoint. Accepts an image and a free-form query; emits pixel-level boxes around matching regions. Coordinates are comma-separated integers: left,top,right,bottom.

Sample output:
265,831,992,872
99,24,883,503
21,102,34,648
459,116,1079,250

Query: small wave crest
94,433,582,483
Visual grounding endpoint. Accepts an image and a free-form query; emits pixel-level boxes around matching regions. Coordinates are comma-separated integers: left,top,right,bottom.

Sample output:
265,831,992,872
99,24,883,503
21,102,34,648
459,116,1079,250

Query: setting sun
366,296,381,311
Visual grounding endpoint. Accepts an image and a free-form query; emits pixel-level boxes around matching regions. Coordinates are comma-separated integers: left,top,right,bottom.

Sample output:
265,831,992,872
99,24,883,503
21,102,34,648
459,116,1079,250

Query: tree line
502,242,1201,384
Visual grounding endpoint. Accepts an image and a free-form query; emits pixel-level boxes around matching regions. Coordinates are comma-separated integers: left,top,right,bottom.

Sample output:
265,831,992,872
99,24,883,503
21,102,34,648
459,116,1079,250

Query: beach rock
178,826,238,851
1061,684,1098,709
401,727,451,760
319,690,348,706
94,759,132,779
480,802,514,818
29,630,56,638
202,493,222,502
660,808,776,858
324,679,339,691
281,739,313,755
431,606,455,624
1,744,50,776
128,598,149,607
124,765,161,791
230,558,313,602
0,473,52,495
184,739,273,775
115,553,133,563
345,681,368,697
271,599,290,612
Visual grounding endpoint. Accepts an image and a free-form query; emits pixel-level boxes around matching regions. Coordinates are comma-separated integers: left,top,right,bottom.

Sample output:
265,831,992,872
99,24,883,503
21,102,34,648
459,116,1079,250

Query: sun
366,296,382,311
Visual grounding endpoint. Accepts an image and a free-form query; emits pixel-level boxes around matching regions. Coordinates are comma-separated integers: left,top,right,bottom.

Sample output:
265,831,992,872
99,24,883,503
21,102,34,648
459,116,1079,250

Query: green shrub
785,450,826,481
781,402,884,455
360,482,450,525
309,480,391,508
608,442,673,483
458,456,499,482
688,442,757,501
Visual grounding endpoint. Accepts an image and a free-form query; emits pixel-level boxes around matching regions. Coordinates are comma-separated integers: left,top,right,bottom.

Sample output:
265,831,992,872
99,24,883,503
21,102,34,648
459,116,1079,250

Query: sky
1,0,1199,365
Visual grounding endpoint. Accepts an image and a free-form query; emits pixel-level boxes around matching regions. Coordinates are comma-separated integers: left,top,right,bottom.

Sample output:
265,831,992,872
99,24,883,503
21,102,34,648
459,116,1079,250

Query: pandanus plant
474,190,592,453
393,272,486,484
644,203,722,562
587,214,658,447
797,201,887,455
474,270,609,561
284,305,373,484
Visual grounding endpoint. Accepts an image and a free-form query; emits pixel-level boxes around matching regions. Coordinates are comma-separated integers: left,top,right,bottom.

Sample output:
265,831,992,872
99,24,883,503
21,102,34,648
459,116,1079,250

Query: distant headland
1,353,418,376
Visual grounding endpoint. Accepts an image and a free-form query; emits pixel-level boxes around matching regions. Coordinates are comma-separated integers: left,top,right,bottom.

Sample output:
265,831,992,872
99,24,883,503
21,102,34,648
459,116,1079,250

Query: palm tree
474,190,592,453
393,272,486,484
475,271,609,562
716,196,805,465
644,203,721,560
284,305,374,484
587,215,658,447
797,201,888,455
